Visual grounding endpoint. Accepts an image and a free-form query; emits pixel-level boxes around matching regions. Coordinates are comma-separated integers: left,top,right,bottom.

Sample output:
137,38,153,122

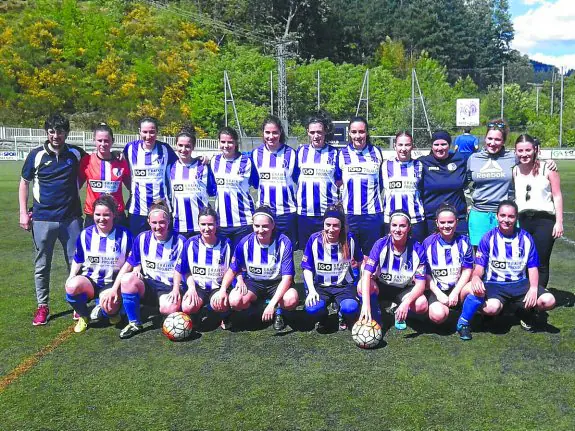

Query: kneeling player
174,207,233,329
217,206,299,331
65,195,132,333
359,210,428,330
118,201,186,339
302,206,363,331
455,200,556,340
423,204,473,326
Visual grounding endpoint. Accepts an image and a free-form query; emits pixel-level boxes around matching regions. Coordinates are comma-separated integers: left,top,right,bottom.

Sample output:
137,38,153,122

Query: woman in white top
513,134,564,288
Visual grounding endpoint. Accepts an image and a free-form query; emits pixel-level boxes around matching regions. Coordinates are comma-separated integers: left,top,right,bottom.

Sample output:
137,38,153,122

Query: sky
510,0,575,71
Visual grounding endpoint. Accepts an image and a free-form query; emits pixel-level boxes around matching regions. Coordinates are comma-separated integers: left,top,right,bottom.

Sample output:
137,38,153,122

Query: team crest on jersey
112,168,123,177
169,248,180,261
66,159,73,166
512,247,525,259
447,163,457,171
282,159,289,169
110,243,120,253
301,255,308,262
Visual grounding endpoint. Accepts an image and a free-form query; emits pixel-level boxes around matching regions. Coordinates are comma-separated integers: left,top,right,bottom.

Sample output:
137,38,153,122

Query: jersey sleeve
291,149,300,184
206,164,217,197
350,233,364,262
475,232,490,268
413,242,427,280
175,241,190,275
526,233,540,268
461,236,474,269
78,155,88,187
21,150,37,182
334,149,342,182
230,237,247,273
280,237,295,276
364,238,384,274
300,236,315,272
127,234,143,267
73,233,85,264
249,152,260,188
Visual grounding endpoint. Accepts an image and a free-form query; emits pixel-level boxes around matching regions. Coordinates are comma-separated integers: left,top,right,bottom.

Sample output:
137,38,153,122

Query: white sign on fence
0,151,18,160
456,98,480,127
551,149,575,159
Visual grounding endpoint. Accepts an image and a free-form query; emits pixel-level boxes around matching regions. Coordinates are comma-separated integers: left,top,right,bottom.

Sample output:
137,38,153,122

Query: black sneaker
273,313,286,331
315,316,328,332
220,316,232,330
338,314,348,331
119,322,143,339
457,323,472,341
519,309,538,332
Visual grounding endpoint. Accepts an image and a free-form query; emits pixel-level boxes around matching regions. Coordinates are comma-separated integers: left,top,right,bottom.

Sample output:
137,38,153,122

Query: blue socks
359,293,382,325
458,294,485,327
66,293,89,317
121,292,141,325
305,298,327,316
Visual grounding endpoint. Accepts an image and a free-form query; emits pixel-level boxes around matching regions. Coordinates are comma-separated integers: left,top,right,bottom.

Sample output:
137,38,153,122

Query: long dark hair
322,205,349,260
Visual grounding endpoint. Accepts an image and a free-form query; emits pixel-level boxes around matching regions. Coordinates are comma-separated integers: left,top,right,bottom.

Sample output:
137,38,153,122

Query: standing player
211,126,256,251
302,206,362,331
78,123,131,227
423,204,473,326
174,207,233,329
65,195,132,333
216,206,299,331
337,116,385,256
251,116,299,246
117,201,186,339
381,131,426,242
19,113,86,325
123,117,177,236
453,127,479,162
455,200,556,340
295,112,341,249
359,211,428,330
168,126,216,238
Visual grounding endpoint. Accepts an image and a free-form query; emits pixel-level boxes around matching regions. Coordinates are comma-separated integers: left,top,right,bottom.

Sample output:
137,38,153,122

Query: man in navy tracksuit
19,114,86,326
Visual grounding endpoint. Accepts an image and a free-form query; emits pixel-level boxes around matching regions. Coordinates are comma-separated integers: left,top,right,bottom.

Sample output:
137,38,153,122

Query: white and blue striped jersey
364,236,426,289
176,235,232,291
169,158,216,234
127,230,186,289
211,153,256,227
337,143,384,215
301,231,363,288
251,144,298,216
123,140,177,216
74,225,133,288
382,158,425,223
295,144,341,217
476,228,539,283
423,233,473,291
230,232,295,284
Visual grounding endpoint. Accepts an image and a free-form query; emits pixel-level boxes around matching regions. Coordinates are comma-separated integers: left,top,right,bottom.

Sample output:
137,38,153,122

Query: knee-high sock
122,292,141,325
360,294,382,325
458,294,485,326
66,293,89,318
305,299,328,320
339,298,359,318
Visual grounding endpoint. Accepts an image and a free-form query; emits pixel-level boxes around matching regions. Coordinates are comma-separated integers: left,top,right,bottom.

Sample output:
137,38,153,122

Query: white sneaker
90,305,103,322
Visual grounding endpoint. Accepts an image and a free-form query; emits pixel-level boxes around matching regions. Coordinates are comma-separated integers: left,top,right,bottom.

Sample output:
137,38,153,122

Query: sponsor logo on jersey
248,266,263,275
134,169,147,177
317,263,333,271
389,181,403,189
302,168,314,175
145,260,156,269
88,256,100,264
215,178,225,185
491,260,507,269
476,160,505,179
193,267,207,276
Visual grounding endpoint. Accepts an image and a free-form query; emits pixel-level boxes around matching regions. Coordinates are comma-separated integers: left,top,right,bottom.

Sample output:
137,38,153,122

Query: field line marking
0,325,75,394
559,235,575,247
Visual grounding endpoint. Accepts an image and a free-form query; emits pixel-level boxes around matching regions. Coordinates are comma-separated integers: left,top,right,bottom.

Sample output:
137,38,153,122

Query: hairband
389,210,411,225
253,211,275,223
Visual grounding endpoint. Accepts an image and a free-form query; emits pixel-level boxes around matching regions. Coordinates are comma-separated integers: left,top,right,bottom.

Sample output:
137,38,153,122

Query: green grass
1,161,575,430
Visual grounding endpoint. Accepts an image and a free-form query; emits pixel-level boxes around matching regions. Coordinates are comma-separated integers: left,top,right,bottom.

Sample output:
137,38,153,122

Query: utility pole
559,67,564,148
527,83,543,116
500,66,505,119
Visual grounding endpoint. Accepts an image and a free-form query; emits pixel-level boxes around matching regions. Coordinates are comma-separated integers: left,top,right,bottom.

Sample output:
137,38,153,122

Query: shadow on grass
548,288,575,308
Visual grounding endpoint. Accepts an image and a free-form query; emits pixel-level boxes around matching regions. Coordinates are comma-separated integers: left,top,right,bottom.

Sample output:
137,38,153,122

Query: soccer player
423,204,473,326
453,127,479,163
123,117,177,236
211,126,256,252
337,116,385,256
65,195,133,333
168,126,216,238
455,200,556,340
251,116,299,246
174,207,233,329
358,211,428,330
78,123,131,227
302,206,362,331
381,131,426,242
117,201,186,339
216,206,299,331
19,113,86,326
419,130,469,236
295,112,341,249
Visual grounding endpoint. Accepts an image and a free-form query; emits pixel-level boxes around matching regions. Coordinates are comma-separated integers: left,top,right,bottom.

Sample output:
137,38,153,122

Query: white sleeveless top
513,162,555,215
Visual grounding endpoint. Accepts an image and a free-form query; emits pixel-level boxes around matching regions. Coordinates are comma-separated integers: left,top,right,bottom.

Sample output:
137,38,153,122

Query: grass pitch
0,161,574,430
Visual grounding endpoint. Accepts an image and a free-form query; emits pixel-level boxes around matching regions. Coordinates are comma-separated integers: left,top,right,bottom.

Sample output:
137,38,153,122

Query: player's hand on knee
305,292,319,307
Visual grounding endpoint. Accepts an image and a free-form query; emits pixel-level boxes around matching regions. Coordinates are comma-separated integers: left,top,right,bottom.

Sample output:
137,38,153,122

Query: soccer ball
351,320,383,349
162,312,193,341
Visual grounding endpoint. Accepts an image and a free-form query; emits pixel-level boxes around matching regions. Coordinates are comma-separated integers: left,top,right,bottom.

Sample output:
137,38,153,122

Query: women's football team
65,113,564,342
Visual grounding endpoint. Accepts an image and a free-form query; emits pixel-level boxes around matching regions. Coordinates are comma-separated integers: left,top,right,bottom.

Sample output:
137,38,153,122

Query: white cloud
529,53,575,71
521,0,546,5
512,0,575,53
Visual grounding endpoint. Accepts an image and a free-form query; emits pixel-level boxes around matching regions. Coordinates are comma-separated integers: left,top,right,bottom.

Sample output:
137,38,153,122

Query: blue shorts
468,209,498,246
142,278,173,306
315,285,357,307
274,212,298,249
297,215,324,251
219,225,253,253
485,280,547,306
347,213,384,256
194,288,218,308
245,278,279,300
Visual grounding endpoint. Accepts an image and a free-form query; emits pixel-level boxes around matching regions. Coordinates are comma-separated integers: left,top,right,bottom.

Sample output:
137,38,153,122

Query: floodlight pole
559,67,564,148
317,70,321,111
500,66,505,119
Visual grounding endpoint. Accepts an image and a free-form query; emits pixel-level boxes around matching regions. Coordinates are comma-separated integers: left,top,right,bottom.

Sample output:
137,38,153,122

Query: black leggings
518,212,556,289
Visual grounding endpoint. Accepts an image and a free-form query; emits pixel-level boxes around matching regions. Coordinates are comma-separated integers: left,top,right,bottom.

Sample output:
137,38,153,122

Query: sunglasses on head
526,185,532,201
487,122,505,129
